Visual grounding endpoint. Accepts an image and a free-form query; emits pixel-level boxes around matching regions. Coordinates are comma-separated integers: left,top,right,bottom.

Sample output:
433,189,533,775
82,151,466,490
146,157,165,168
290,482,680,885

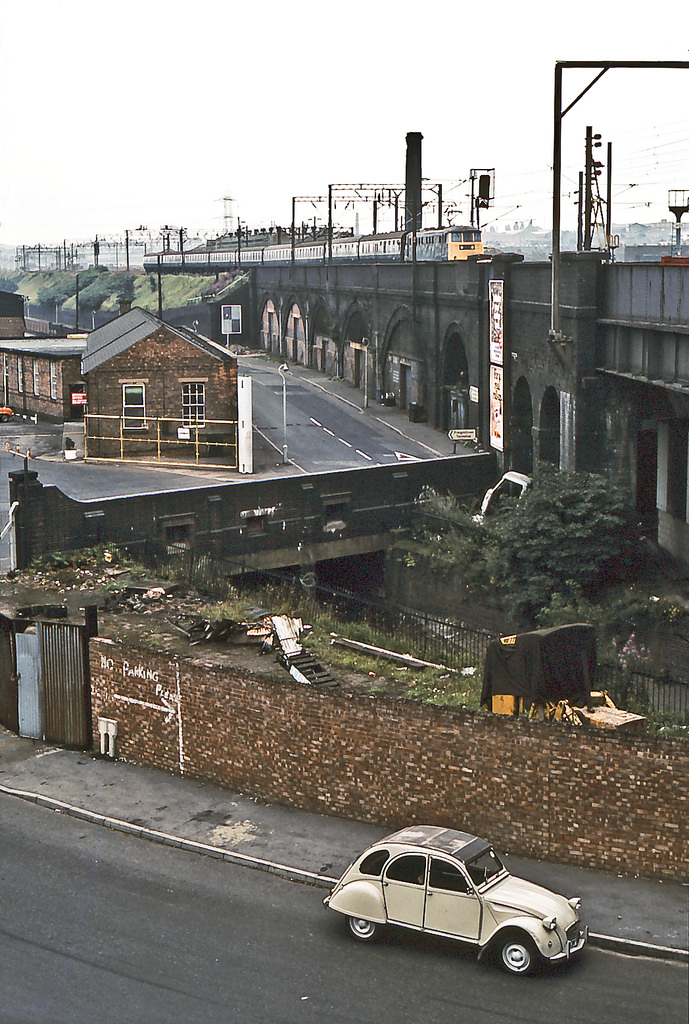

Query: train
142,225,484,274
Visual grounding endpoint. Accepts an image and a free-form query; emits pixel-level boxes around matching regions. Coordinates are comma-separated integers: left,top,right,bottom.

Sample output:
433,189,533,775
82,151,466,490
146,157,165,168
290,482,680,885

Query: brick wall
90,637,689,880
86,328,237,421
10,453,494,568
4,352,83,421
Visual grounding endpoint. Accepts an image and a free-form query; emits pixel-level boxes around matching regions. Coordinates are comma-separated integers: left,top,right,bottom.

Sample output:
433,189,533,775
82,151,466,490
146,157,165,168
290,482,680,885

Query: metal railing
597,661,689,718
84,414,238,468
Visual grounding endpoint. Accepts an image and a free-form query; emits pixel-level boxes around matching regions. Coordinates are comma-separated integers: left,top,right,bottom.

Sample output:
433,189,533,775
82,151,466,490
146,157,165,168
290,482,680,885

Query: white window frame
50,362,58,401
181,381,206,427
33,360,40,396
17,357,23,392
122,383,146,429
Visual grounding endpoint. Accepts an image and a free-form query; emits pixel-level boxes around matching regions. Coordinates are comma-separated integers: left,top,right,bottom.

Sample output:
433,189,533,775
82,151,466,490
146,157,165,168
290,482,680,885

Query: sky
2,0,689,250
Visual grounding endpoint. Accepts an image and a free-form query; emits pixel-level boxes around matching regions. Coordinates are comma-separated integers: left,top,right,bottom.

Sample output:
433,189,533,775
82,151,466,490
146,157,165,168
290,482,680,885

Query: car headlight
542,916,558,931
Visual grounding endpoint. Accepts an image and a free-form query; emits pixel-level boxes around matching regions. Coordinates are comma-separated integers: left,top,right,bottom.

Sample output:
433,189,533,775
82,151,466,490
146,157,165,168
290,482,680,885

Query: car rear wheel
0,415,7,422
347,916,378,942
498,933,536,975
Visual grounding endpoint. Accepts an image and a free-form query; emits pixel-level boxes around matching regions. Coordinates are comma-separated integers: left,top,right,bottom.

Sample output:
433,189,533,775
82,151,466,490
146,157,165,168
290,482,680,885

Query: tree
36,274,77,307
78,267,111,312
482,465,639,626
115,273,136,304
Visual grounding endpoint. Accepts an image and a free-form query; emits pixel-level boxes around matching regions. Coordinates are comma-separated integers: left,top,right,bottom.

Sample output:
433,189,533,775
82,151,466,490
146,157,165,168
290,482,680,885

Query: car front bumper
551,923,588,961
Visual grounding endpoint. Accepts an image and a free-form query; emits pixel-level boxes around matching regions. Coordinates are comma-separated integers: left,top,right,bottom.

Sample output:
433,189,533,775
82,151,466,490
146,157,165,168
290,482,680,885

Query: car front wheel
347,916,378,942
498,933,536,975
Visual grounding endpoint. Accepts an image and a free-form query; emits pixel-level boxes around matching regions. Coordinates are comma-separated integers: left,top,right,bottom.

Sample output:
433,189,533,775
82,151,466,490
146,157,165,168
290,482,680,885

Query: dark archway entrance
511,377,533,474
539,386,560,466
441,331,469,432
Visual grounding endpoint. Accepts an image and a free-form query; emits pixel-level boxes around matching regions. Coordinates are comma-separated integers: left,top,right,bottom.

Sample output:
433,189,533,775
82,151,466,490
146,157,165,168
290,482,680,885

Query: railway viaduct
244,254,603,477
231,253,689,571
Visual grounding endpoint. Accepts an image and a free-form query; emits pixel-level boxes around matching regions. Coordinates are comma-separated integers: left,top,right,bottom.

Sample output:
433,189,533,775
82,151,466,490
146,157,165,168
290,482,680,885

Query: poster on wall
489,279,504,364
490,363,504,451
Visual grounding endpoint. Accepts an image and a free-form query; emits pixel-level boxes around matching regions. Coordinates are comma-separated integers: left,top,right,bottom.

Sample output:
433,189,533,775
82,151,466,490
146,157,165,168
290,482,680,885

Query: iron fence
597,661,689,718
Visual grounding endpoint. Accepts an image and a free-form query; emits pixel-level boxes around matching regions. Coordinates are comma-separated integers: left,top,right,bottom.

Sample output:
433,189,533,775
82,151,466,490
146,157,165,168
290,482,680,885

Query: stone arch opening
383,314,414,408
283,301,305,364
539,386,560,466
441,328,470,431
342,308,368,390
511,376,534,474
260,299,280,354
310,303,333,372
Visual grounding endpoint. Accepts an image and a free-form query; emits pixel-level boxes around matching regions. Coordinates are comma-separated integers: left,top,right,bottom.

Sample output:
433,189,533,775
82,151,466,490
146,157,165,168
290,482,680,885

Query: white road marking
356,450,372,460
338,438,352,448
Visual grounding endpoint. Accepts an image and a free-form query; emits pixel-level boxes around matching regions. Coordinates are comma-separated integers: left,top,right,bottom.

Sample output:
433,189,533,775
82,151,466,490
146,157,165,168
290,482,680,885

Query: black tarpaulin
481,623,596,708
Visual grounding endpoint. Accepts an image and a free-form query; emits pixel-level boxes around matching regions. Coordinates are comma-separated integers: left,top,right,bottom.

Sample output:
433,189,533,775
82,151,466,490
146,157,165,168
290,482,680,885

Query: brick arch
341,304,370,390
258,296,280,354
309,299,336,372
440,323,470,432
281,297,307,364
511,375,534,475
381,306,415,407
538,385,560,467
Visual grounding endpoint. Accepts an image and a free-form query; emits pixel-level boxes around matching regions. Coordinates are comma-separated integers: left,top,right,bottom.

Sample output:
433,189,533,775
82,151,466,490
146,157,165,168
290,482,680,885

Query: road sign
448,429,476,442
221,304,242,335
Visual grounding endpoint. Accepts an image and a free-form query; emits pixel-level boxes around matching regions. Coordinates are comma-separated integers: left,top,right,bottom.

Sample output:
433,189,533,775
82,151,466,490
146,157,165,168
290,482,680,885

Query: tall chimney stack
405,132,423,232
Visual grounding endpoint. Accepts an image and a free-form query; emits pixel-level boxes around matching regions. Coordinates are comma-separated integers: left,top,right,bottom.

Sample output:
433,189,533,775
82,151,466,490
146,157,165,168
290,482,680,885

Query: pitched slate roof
81,307,233,374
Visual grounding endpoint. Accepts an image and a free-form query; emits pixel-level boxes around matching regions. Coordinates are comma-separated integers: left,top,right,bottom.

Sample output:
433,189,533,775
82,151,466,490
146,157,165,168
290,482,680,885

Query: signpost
448,428,477,452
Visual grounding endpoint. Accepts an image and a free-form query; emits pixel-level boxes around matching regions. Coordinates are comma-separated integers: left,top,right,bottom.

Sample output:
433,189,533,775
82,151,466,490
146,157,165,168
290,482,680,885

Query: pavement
1,725,686,963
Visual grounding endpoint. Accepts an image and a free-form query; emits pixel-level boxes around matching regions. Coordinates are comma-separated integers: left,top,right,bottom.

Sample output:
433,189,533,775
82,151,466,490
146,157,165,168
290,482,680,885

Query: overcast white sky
2,0,688,248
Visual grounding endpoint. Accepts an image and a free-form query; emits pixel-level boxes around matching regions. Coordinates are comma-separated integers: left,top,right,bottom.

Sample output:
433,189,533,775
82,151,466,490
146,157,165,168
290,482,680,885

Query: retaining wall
89,637,689,881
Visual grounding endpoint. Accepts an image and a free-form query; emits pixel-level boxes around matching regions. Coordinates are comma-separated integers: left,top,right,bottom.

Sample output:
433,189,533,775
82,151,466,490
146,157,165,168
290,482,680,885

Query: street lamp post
278,363,289,464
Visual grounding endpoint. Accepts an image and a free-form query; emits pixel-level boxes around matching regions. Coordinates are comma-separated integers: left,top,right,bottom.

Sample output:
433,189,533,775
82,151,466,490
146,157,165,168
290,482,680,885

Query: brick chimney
119,300,132,316
405,131,423,232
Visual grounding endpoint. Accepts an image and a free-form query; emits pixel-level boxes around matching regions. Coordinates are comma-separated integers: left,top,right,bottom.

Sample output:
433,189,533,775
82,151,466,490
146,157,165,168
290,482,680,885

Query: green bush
483,466,639,625
37,274,76,307
416,467,642,630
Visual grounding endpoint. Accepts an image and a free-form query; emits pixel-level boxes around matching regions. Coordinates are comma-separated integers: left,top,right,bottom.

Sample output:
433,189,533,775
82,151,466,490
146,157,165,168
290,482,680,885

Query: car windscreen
465,848,505,888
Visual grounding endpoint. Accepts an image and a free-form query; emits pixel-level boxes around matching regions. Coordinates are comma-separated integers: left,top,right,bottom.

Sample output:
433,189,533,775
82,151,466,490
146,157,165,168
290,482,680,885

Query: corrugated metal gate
8,620,91,749
16,631,41,739
39,621,91,748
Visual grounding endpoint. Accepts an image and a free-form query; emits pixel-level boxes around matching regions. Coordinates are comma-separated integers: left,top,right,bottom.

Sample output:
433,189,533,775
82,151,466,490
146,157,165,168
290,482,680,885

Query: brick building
82,307,239,465
0,337,88,422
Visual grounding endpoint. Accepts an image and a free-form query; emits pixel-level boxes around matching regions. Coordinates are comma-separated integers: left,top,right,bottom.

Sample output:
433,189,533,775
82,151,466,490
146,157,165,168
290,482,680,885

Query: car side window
429,858,470,893
359,849,390,876
385,854,426,885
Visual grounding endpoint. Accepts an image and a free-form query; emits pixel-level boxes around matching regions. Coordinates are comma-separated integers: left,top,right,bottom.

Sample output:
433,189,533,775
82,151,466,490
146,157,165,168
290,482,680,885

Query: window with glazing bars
122,383,146,428
181,382,205,426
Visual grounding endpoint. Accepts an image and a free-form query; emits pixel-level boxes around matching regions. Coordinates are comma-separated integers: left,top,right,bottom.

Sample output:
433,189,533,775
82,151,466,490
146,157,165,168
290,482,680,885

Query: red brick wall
5,352,82,420
90,637,689,880
85,327,237,458
86,328,237,420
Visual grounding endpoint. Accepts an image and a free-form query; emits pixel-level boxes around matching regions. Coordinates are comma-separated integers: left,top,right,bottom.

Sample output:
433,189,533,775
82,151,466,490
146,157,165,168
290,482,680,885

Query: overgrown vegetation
414,466,680,640
195,590,484,708
22,468,689,737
